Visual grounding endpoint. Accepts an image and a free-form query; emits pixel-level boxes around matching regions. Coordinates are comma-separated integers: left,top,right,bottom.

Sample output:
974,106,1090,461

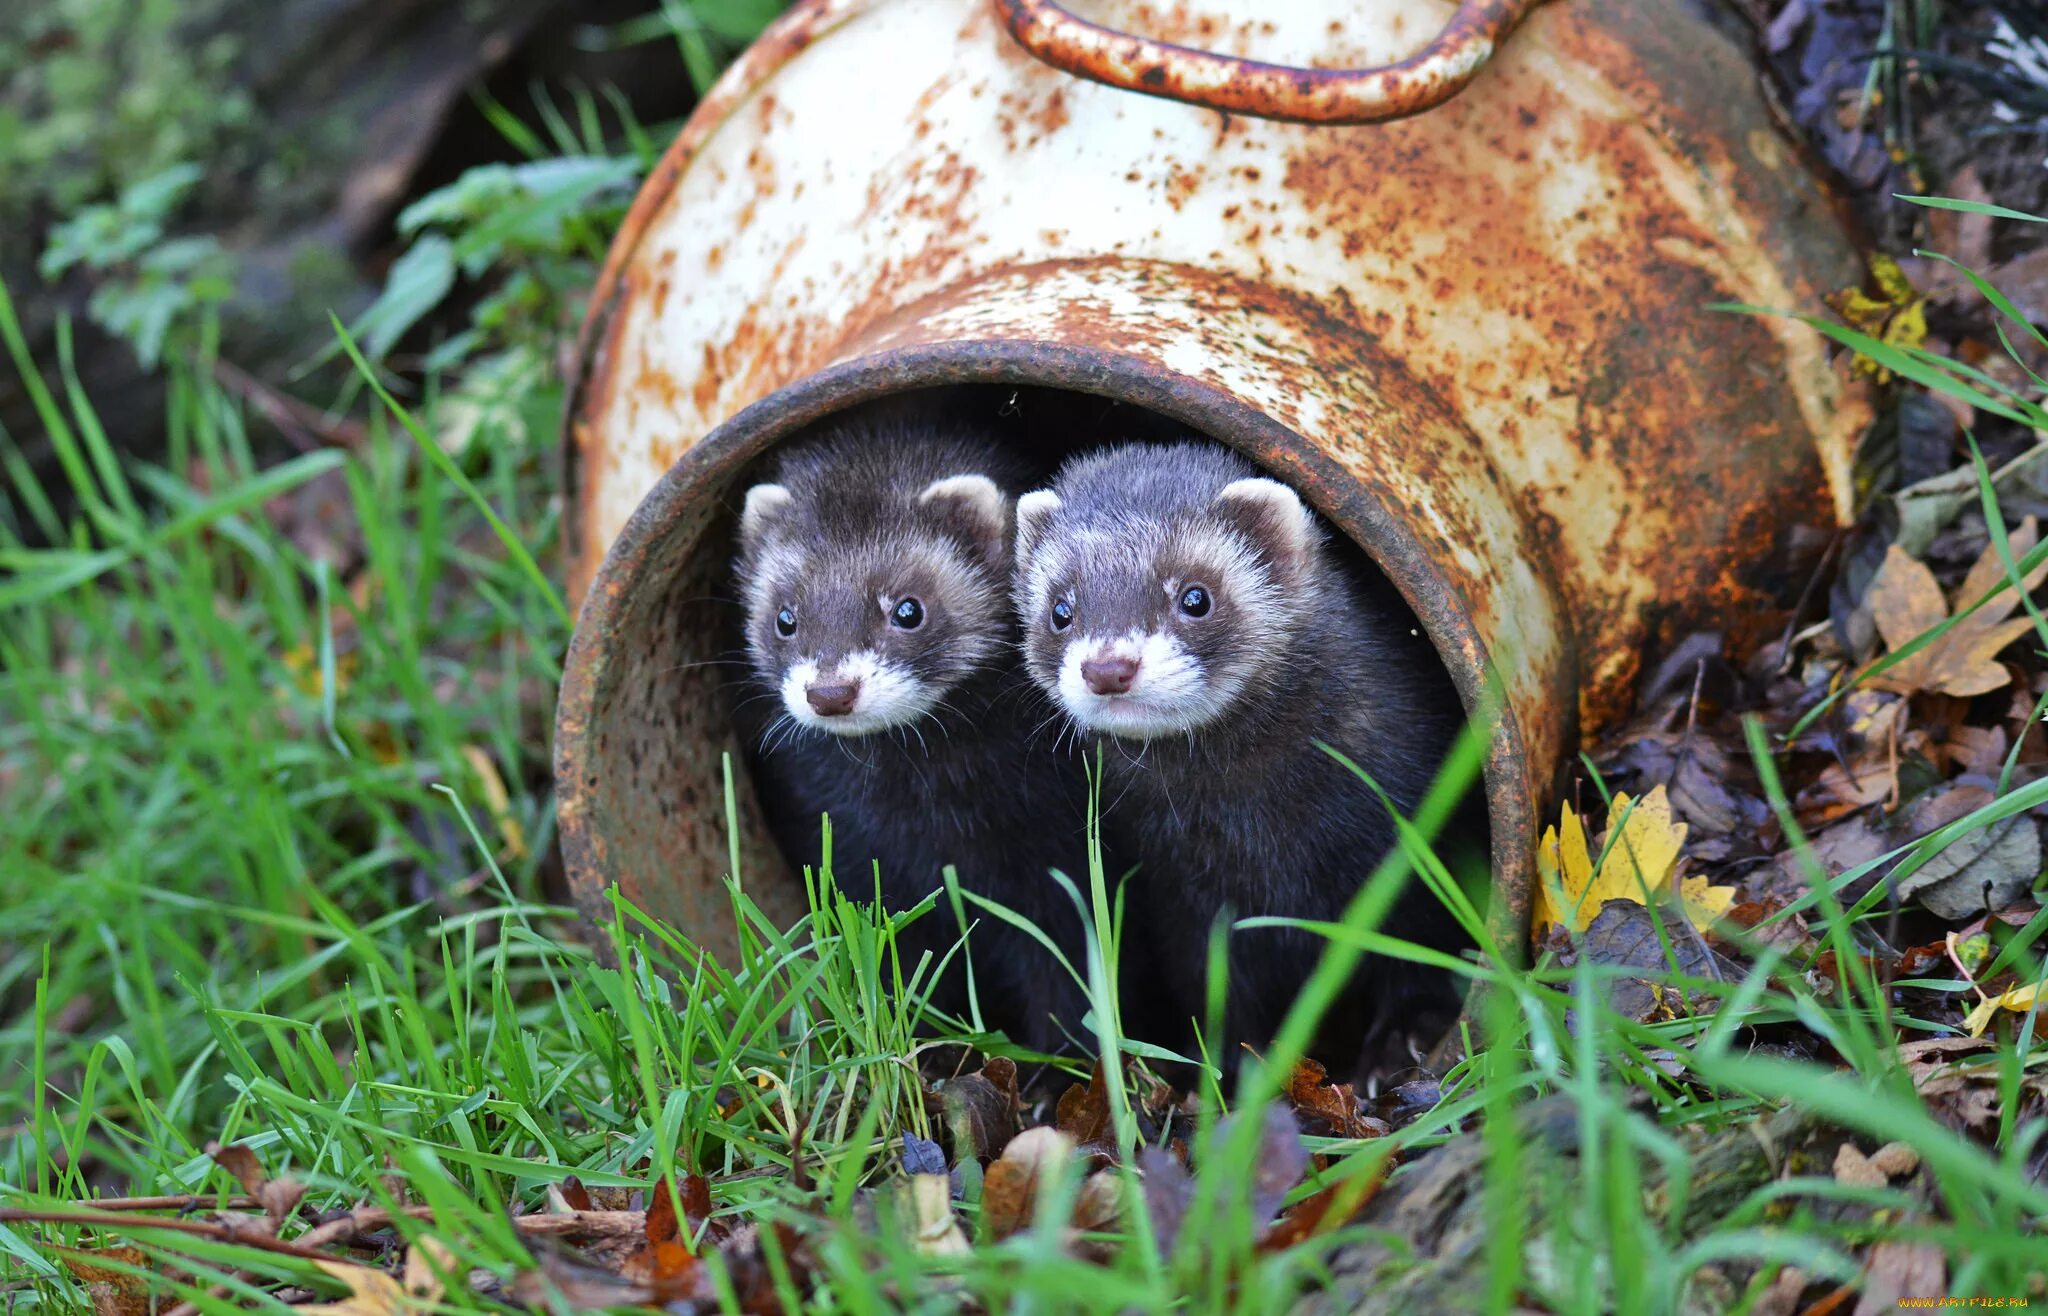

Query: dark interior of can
560,355,1500,989
711,384,1483,897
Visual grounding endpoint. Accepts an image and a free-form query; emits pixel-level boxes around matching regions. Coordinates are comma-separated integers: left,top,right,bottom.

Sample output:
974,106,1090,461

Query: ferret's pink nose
806,681,860,716
1081,656,1139,696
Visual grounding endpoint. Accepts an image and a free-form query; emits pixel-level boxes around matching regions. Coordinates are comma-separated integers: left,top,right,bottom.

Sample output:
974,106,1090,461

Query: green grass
3,65,2048,1314
3,277,2044,1309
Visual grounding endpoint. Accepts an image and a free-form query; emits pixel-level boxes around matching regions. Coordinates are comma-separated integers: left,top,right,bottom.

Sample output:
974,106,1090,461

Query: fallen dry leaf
1892,782,2042,920
1853,1239,1946,1316
898,1172,969,1257
936,1056,1023,1162
1903,1042,2006,1134
1533,786,1732,934
1965,978,2045,1037
403,1237,457,1302
1680,874,1737,928
1829,254,1929,383
299,1260,408,1315
205,1141,265,1197
1720,899,1816,957
1580,901,1728,1021
1750,1264,1809,1316
1054,1062,1116,1156
57,1245,151,1316
1283,1059,1387,1141
1138,1144,1194,1261
1866,519,2048,698
1246,1103,1310,1232
981,1126,1074,1242
1255,1164,1388,1256
1793,694,1906,826
459,745,527,861
1943,723,2009,776
1071,1169,1121,1238
621,1174,718,1301
514,1241,657,1311
206,1140,304,1230
548,1175,595,1213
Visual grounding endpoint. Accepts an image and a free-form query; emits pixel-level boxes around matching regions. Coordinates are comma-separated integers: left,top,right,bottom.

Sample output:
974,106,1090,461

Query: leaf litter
13,8,2048,1311
6,1053,1407,1312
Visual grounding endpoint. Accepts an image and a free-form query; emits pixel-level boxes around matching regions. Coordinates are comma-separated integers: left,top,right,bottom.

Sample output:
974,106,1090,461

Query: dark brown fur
732,401,1107,1052
1014,441,1472,1076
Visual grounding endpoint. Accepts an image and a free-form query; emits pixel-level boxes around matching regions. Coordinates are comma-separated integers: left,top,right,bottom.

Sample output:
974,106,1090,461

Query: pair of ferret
733,400,1466,1074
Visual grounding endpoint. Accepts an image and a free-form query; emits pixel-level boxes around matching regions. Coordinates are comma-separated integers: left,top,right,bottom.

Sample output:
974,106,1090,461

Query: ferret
732,401,1105,1054
1011,440,1469,1077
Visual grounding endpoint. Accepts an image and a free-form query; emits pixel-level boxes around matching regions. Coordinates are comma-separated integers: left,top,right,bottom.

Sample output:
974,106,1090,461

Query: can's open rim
557,337,1535,978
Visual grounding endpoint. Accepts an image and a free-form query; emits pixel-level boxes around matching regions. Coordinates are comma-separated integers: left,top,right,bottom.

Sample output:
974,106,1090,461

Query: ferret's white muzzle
1055,631,1220,739
779,651,936,736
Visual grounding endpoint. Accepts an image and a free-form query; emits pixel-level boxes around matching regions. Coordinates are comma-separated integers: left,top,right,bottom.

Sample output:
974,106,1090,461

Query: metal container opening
558,353,1522,969
556,0,1871,1006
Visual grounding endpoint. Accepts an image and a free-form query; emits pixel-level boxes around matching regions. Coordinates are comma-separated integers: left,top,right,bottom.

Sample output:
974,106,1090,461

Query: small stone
1832,1142,1887,1188
1867,1141,1921,1178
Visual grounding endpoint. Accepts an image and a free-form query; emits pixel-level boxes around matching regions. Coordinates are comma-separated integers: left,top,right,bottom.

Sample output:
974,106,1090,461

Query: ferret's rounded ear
1013,490,1062,566
1212,477,1312,581
919,474,1008,565
739,483,794,549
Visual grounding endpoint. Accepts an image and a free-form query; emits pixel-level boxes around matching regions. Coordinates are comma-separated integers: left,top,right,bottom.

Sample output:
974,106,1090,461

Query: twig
158,1207,437,1316
211,358,369,453
0,1208,333,1261
68,1194,259,1213
1775,531,1843,677
14,1200,653,1316
293,1204,436,1251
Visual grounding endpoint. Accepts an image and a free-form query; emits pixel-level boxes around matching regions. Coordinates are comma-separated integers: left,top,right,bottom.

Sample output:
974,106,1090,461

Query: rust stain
557,0,1865,983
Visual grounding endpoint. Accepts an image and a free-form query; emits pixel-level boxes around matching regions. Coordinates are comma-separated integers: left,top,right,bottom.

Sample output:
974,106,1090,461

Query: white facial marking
744,543,804,622
779,649,937,737
779,659,820,727
740,483,794,545
1055,628,1229,739
1014,489,1062,563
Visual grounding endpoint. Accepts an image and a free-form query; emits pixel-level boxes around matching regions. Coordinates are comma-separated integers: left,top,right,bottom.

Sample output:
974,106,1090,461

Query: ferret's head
1013,444,1317,741
737,465,1011,738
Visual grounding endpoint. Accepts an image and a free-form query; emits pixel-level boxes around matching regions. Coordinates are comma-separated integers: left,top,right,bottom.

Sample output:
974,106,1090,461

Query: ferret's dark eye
892,597,925,629
774,607,797,637
1178,585,1212,618
1050,598,1074,632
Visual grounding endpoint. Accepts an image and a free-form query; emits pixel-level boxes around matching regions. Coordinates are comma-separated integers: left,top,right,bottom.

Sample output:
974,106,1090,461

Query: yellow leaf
1594,788,1687,910
301,1260,404,1315
402,1237,455,1303
1532,787,1690,933
1830,254,1927,382
1878,297,1927,357
1532,803,1593,933
1680,874,1736,932
279,642,357,699
460,745,528,861
1965,980,2043,1038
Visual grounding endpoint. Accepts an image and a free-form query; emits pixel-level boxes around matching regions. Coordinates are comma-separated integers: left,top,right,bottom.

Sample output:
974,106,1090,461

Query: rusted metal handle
990,0,1543,125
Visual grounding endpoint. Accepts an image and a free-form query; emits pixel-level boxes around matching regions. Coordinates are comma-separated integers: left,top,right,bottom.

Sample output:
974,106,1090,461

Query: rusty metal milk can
555,0,1867,963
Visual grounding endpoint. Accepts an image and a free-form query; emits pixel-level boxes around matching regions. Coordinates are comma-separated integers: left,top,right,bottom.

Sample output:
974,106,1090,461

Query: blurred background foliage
0,0,788,513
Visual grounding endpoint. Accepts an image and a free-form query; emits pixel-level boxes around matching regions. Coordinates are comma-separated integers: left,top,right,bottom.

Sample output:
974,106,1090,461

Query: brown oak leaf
1866,518,2048,697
